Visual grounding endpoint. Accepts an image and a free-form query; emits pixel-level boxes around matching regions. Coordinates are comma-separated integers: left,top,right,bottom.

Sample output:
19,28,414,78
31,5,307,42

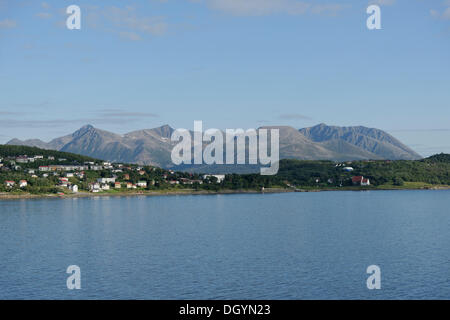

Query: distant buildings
97,177,116,184
137,181,147,188
5,181,15,188
352,176,370,186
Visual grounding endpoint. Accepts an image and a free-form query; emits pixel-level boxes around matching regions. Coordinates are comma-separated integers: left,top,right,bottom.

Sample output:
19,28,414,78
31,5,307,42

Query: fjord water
1,191,449,300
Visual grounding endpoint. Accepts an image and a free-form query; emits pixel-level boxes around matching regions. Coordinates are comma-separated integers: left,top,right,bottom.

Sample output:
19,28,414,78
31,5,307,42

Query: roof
352,176,364,183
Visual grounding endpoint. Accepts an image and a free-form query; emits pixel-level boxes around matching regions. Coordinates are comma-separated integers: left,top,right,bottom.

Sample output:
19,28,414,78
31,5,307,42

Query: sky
0,0,449,156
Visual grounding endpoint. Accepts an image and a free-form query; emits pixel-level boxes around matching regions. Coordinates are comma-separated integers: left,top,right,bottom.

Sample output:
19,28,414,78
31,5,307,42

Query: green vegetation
274,154,450,188
1,144,449,197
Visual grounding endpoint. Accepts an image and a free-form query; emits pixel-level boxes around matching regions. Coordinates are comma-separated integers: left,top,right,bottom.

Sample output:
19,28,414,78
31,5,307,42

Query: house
352,176,370,186
97,177,116,184
19,180,27,188
115,182,121,189
5,181,15,188
39,166,50,172
89,183,101,192
101,184,110,190
66,173,74,178
16,156,29,164
126,182,133,189
59,177,69,187
137,181,147,188
139,170,145,176
70,185,79,193
75,172,84,179
168,180,179,185
28,169,35,174
34,155,44,160
48,156,55,160
123,174,130,180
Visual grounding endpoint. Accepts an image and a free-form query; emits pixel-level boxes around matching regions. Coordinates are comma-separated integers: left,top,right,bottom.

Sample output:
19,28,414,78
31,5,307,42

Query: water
0,190,449,300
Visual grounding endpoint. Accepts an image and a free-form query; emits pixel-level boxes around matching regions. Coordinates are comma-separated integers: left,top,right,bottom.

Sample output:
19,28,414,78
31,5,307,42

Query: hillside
0,145,99,163
276,154,450,187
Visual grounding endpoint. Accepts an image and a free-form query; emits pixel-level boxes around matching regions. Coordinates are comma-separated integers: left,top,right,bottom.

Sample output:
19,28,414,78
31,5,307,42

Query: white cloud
368,0,396,6
430,1,450,20
36,12,52,19
119,31,142,41
443,7,450,19
192,0,347,17
0,18,16,28
106,6,168,36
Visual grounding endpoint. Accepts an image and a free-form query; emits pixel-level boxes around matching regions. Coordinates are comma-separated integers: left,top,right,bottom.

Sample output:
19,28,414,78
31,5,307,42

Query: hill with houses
0,145,448,196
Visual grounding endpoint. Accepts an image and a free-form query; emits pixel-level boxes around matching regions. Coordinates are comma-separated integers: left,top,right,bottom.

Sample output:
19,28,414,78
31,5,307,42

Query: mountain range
5,123,422,171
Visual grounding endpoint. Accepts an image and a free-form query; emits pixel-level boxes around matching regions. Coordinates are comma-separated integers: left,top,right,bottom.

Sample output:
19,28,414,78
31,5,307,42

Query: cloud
279,113,312,120
0,108,159,129
0,19,16,28
119,31,142,41
82,5,168,39
193,0,347,16
0,111,21,115
368,0,396,6
98,109,159,118
430,1,450,20
36,12,52,19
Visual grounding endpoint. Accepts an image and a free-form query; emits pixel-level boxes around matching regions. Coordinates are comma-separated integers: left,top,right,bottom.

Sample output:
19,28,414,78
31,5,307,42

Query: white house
70,185,79,193
89,183,101,192
97,177,116,184
101,184,110,190
5,181,15,188
137,181,147,188
19,180,28,188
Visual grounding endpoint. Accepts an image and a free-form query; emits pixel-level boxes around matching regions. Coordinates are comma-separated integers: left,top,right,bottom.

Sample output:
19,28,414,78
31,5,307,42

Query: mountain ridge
6,123,422,170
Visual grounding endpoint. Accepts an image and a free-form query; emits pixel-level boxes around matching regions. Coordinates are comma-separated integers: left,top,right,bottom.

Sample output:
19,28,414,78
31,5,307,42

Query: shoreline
1,185,449,201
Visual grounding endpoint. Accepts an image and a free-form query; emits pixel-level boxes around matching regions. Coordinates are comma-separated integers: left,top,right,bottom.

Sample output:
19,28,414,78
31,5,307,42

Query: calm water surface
1,190,449,299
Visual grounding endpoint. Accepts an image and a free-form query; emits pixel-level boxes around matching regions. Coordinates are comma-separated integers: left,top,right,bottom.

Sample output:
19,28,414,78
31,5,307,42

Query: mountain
5,123,422,170
299,123,422,160
5,138,50,149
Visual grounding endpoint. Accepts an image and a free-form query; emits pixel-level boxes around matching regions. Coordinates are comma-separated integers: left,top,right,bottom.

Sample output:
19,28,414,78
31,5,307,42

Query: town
0,149,228,195
1,145,449,196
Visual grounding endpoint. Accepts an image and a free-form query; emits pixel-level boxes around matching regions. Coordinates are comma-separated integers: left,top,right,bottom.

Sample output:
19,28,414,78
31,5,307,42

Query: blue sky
0,0,449,156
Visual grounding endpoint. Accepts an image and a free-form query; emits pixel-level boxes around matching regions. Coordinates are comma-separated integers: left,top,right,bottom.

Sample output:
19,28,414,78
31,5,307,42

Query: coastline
1,185,449,201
